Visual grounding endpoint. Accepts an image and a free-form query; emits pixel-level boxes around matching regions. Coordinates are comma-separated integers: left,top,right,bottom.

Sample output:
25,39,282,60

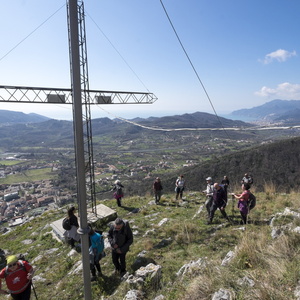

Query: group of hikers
0,173,254,297
116,173,255,226
152,173,255,225
0,215,134,297
60,173,253,284
63,206,133,282
203,174,254,225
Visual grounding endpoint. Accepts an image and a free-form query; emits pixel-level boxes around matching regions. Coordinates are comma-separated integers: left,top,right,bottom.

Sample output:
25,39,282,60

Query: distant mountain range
1,99,300,125
230,99,300,123
0,110,50,124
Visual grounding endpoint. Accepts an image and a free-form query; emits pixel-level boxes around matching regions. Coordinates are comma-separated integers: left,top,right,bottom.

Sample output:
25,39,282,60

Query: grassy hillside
134,136,300,196
1,189,300,299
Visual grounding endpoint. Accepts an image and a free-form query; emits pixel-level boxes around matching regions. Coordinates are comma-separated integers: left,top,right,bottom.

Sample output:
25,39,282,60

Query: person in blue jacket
88,227,104,281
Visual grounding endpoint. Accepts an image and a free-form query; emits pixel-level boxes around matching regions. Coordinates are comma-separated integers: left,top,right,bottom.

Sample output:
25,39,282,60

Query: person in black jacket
64,206,80,248
108,218,133,277
208,183,230,224
112,180,124,207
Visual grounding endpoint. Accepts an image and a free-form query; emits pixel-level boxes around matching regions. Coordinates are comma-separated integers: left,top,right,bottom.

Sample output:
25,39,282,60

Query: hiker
112,180,124,207
208,183,229,224
0,255,34,300
241,173,253,186
63,206,80,249
203,177,214,217
153,177,163,204
221,175,230,202
108,218,133,278
233,183,251,224
175,175,185,200
89,227,105,281
221,175,230,192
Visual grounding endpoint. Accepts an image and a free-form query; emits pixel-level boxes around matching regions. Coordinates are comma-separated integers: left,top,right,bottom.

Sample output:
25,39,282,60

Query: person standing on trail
89,227,105,281
208,183,230,224
203,177,214,218
63,206,80,249
153,177,163,204
233,183,251,224
108,218,133,278
221,175,230,202
241,173,253,186
0,255,34,300
175,175,185,200
112,180,124,207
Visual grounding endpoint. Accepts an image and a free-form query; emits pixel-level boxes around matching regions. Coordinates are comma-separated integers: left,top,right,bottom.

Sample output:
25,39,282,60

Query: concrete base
50,204,117,243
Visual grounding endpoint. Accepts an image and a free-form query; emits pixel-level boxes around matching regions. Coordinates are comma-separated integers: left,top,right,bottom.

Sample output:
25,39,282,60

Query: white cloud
260,49,296,64
255,82,300,99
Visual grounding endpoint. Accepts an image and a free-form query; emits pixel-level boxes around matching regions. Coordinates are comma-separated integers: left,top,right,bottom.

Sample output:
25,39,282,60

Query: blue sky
0,0,299,120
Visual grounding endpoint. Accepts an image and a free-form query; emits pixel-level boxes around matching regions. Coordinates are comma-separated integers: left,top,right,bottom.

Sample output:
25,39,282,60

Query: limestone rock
212,288,235,300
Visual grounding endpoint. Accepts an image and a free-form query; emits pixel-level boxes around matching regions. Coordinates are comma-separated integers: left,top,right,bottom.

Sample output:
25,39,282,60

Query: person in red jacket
0,255,34,300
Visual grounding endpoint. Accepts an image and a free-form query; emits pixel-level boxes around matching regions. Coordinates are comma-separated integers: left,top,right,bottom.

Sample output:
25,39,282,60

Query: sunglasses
8,262,17,268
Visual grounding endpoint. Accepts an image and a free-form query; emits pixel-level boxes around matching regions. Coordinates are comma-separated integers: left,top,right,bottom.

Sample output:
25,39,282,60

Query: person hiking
0,255,34,300
88,227,105,281
208,183,230,224
153,177,163,204
112,180,124,207
221,175,230,202
108,218,133,278
203,177,214,218
175,175,185,200
233,183,251,224
241,173,253,186
63,206,80,249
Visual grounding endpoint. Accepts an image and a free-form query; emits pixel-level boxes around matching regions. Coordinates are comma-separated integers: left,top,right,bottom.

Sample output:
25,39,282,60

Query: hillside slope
136,136,300,195
1,191,300,299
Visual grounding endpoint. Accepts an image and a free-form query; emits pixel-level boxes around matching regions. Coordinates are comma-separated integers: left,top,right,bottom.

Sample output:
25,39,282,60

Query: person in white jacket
203,177,214,218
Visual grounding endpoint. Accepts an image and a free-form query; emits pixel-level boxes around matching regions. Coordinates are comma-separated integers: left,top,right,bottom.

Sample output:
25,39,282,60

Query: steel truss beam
0,85,157,104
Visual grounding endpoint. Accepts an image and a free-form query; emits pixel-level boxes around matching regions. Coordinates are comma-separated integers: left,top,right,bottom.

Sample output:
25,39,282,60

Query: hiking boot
114,269,120,276
120,271,126,278
206,220,212,225
91,276,97,282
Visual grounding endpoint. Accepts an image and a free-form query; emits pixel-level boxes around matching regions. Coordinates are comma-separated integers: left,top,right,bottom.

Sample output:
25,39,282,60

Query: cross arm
0,85,157,104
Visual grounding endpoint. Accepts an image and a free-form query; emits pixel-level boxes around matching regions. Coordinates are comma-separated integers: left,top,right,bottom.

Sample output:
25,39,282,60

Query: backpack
116,185,123,195
248,193,256,210
62,217,71,230
0,249,6,269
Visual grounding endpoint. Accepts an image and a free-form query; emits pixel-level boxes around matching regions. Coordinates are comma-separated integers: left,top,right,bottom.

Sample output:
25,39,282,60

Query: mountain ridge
0,110,50,124
230,99,300,122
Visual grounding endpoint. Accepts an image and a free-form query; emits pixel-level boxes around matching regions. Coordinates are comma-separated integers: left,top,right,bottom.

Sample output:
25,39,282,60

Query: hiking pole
31,282,38,300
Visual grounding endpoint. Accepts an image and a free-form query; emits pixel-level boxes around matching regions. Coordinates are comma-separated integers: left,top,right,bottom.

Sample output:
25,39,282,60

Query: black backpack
0,249,6,269
248,193,256,210
62,217,71,230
